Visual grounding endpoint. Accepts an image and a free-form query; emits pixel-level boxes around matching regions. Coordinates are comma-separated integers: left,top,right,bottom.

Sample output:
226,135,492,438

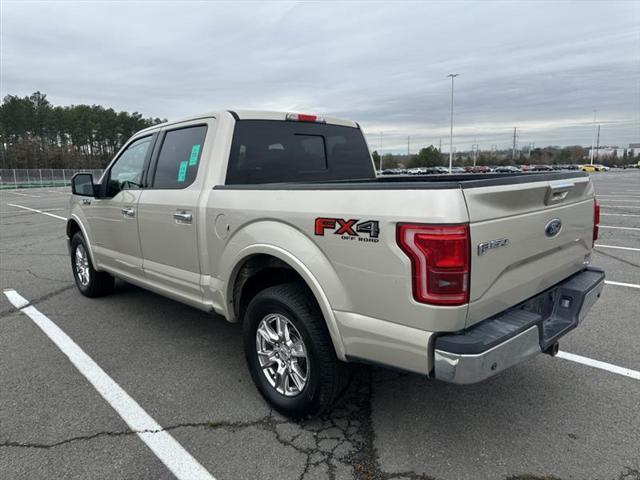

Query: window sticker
189,144,201,166
177,160,188,182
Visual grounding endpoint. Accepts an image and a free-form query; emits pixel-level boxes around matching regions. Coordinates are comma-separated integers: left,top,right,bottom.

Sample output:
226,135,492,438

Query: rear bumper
433,267,605,384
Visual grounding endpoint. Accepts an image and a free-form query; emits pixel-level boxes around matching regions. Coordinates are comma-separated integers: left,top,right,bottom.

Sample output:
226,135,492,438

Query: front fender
67,209,98,269
220,221,349,360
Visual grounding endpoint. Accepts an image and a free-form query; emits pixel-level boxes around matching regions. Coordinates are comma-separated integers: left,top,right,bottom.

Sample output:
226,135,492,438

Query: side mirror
71,173,95,197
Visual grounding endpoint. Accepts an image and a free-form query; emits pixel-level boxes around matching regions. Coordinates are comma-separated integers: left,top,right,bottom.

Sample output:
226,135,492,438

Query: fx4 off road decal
314,218,380,243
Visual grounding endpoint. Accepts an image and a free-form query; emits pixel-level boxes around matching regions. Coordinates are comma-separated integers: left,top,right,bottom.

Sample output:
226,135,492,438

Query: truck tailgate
463,176,595,327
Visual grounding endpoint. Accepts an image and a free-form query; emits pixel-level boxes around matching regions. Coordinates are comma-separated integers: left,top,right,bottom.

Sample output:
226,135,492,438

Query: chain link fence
0,169,104,189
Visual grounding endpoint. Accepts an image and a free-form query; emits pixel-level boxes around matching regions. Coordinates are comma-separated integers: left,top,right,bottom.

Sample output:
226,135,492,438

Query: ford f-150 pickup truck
68,110,604,417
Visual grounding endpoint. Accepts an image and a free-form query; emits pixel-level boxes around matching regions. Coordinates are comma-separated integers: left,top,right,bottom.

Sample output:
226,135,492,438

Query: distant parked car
494,166,521,173
532,165,554,172
450,166,466,174
465,165,491,173
594,164,609,172
580,164,596,172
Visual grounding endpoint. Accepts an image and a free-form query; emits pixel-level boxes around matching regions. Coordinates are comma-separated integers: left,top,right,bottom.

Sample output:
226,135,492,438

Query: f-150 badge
477,238,509,256
314,218,380,243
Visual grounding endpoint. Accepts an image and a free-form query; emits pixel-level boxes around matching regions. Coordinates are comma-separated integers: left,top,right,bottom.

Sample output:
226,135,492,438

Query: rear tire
70,232,114,297
243,282,348,418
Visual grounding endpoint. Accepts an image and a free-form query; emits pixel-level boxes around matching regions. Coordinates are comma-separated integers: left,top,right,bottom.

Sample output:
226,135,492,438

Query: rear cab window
225,120,375,184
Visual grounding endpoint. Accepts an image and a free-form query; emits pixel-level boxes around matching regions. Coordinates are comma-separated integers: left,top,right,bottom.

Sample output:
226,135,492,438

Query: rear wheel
243,283,348,418
70,232,114,297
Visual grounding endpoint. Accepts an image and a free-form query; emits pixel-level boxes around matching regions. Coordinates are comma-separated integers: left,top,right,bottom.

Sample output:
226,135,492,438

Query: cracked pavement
1,172,640,480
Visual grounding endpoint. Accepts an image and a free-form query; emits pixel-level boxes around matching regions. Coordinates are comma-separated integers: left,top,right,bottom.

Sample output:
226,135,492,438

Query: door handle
173,211,193,223
121,207,136,217
545,182,574,205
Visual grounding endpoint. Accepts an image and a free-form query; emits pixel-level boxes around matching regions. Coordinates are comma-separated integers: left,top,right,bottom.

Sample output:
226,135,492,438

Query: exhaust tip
544,342,559,357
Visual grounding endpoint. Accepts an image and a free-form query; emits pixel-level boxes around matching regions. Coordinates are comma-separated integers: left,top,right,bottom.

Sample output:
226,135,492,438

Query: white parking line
601,213,640,217
601,205,640,209
3,191,40,198
598,199,640,203
599,225,640,231
2,289,216,480
598,193,640,196
48,190,71,195
7,203,66,221
557,351,640,380
605,280,640,290
594,244,640,252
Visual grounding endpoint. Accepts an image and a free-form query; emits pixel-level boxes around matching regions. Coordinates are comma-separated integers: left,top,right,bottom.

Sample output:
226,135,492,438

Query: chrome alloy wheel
256,313,309,397
75,244,90,287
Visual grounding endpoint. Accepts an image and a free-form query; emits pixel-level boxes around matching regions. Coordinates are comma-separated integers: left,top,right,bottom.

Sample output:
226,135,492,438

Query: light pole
590,110,597,165
447,74,459,174
379,132,383,170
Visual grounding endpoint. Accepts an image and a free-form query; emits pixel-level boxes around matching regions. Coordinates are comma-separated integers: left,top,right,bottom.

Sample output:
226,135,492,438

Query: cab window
151,125,207,189
107,136,152,196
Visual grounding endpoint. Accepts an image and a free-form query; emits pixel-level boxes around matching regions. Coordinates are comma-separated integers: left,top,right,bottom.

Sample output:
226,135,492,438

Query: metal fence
0,169,105,189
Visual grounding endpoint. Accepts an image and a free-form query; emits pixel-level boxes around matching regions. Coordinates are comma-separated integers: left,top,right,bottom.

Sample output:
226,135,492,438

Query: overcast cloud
1,0,639,152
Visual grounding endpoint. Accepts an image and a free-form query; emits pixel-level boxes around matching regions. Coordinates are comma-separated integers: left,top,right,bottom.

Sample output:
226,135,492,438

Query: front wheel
70,232,114,297
243,283,348,418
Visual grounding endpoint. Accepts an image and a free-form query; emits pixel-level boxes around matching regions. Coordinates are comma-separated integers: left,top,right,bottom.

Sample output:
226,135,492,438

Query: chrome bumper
433,267,605,384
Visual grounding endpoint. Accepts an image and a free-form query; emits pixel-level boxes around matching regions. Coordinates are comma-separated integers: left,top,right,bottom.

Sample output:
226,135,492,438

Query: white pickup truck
68,110,604,417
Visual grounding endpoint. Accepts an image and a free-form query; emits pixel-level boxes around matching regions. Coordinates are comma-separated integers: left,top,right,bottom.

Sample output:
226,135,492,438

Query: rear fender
220,221,348,360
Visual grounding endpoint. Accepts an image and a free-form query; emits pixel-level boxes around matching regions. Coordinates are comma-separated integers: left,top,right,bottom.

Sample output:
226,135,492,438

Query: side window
107,136,152,196
152,125,207,189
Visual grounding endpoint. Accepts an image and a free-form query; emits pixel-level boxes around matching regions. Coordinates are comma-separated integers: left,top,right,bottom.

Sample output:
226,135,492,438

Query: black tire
70,232,114,297
243,282,348,418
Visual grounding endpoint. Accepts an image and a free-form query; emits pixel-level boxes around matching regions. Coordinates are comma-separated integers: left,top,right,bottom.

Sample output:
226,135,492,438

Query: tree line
0,92,165,169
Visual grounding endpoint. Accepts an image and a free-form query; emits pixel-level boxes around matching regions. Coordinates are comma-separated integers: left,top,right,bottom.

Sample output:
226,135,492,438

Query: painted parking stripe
597,199,640,203
599,225,640,231
600,205,640,209
598,194,640,198
2,289,216,480
601,213,640,217
7,203,66,221
4,191,40,198
604,280,640,290
557,351,640,381
594,244,640,252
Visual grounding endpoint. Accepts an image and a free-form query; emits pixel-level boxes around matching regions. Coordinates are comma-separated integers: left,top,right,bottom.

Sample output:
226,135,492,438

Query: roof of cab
136,110,358,135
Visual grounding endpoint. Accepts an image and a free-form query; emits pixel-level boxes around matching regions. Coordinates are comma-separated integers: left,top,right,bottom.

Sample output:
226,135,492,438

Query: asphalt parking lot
1,171,639,480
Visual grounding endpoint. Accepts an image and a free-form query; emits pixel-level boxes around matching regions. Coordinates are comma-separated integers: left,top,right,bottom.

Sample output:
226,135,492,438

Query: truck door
87,134,155,279
137,121,212,304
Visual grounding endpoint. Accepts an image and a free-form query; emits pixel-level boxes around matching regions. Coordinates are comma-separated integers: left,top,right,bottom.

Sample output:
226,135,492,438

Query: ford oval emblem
545,219,562,237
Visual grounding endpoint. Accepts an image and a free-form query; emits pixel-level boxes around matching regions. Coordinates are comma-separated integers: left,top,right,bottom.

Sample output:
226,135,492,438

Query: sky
1,0,639,153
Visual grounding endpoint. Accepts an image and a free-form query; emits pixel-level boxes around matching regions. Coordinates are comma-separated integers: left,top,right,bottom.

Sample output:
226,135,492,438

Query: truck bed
214,171,587,190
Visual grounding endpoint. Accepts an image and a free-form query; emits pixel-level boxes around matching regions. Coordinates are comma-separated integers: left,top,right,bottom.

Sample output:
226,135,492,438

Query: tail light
593,199,600,246
285,113,326,123
396,224,470,305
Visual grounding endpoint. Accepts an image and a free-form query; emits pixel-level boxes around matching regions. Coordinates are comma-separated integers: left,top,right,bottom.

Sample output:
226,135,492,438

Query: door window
152,125,207,189
107,136,152,196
